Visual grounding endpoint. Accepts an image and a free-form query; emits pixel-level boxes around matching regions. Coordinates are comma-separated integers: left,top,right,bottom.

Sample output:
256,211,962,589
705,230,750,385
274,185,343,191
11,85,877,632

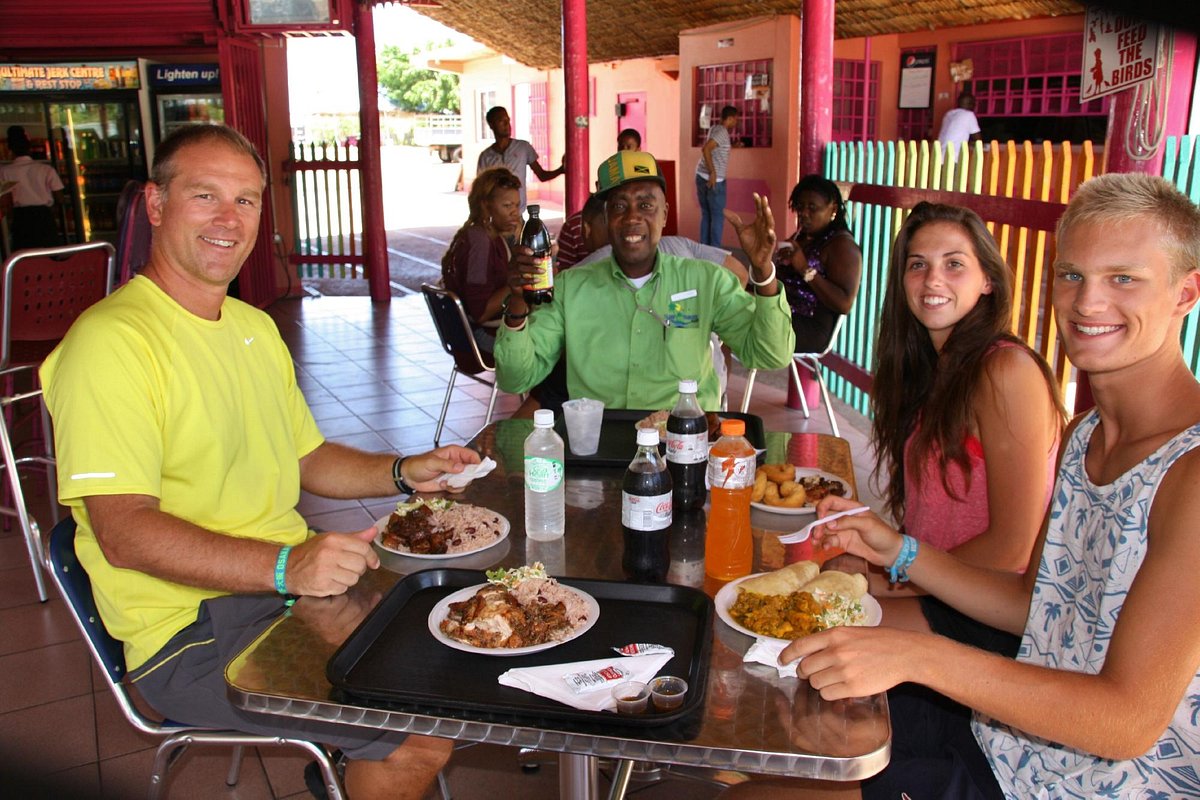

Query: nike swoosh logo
244,337,255,345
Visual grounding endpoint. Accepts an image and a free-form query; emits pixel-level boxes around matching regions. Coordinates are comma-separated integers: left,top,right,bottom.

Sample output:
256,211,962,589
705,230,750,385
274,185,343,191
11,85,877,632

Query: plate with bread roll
750,465,852,516
715,561,881,643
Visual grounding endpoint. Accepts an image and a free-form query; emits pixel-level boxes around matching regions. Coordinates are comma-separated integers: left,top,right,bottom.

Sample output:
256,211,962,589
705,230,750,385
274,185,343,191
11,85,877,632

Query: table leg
559,753,598,800
606,760,634,800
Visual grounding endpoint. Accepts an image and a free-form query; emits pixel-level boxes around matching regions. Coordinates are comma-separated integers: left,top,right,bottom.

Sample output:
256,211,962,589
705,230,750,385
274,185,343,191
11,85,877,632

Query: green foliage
378,41,460,114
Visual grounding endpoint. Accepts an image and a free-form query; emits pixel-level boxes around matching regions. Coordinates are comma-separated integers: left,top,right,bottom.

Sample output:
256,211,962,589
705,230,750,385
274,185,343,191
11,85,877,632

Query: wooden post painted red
562,0,590,217
793,0,835,409
355,2,390,303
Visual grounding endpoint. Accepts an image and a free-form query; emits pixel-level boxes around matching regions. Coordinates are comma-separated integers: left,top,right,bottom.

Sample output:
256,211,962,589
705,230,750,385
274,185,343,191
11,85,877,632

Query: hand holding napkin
443,457,497,489
497,652,672,712
744,638,798,678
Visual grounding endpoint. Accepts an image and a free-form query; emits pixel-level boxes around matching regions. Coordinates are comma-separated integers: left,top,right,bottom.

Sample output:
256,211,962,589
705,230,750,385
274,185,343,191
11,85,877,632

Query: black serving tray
555,409,765,468
327,568,713,728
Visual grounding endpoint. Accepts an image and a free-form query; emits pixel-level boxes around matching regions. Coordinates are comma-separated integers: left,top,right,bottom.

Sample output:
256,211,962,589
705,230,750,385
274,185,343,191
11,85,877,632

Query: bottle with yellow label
520,204,554,305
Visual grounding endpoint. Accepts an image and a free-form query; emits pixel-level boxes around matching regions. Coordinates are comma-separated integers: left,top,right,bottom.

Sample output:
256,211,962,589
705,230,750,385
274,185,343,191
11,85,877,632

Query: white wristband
748,263,777,287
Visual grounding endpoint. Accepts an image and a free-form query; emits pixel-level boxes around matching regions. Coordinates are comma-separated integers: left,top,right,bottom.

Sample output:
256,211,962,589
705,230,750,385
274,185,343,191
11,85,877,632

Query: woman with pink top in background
869,202,1065,655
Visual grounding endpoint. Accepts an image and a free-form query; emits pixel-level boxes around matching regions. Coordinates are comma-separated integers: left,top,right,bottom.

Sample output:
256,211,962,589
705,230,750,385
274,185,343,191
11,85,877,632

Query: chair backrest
115,180,151,287
804,314,846,359
421,283,493,376
1,241,115,370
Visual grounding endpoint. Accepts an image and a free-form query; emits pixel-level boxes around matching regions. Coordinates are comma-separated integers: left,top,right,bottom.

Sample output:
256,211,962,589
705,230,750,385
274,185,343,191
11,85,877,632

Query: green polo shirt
495,253,795,410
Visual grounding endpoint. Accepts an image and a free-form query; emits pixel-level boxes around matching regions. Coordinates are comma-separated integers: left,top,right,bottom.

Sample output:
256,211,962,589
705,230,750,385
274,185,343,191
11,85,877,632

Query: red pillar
562,0,590,216
792,0,836,410
1103,30,1197,176
355,1,390,303
799,0,834,176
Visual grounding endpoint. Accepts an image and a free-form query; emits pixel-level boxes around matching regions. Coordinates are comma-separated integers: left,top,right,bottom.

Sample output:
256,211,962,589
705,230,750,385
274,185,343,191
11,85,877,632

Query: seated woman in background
870,201,1065,655
774,175,862,352
441,167,522,352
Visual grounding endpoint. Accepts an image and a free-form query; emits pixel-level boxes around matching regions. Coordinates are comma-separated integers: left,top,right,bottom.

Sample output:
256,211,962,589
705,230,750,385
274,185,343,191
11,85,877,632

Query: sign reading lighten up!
1080,9,1160,102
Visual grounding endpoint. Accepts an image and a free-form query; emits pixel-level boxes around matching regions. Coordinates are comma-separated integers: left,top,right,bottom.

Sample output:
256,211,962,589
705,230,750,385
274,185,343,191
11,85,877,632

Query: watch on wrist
803,267,818,283
502,294,529,320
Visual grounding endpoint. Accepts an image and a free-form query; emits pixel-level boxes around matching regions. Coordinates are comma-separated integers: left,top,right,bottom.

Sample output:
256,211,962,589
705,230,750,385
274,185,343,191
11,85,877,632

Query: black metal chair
739,314,845,437
43,517,347,800
421,283,501,446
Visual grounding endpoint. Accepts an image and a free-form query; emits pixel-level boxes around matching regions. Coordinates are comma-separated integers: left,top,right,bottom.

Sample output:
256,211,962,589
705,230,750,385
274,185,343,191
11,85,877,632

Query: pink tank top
902,344,1057,551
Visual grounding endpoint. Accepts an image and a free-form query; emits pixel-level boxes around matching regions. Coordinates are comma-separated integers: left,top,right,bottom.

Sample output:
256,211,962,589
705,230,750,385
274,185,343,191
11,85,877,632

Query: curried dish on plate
376,498,508,557
716,561,879,642
436,564,596,651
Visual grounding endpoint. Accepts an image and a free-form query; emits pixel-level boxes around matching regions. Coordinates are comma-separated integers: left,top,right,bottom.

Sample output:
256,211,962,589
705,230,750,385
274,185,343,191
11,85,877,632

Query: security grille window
693,59,773,147
832,59,880,141
954,33,1109,118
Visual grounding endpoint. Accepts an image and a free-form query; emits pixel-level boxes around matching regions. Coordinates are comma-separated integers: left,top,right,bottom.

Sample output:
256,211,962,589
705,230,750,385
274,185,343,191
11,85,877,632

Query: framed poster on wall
899,50,935,109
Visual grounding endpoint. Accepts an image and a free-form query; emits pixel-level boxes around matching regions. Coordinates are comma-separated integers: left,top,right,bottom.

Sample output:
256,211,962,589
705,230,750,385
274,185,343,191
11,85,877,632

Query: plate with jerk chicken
428,564,599,655
375,498,509,559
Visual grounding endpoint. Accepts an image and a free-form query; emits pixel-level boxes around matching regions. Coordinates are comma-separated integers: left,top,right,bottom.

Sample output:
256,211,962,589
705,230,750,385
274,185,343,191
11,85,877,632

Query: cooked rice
510,577,591,637
388,503,504,554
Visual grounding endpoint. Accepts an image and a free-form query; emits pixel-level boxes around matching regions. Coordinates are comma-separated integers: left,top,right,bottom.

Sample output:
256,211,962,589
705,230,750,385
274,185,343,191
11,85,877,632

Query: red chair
0,241,114,601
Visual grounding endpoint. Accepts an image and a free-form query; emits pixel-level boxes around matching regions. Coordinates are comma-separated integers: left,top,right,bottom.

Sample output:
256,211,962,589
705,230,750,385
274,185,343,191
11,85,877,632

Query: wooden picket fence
283,141,365,279
1163,135,1200,377
821,138,1101,416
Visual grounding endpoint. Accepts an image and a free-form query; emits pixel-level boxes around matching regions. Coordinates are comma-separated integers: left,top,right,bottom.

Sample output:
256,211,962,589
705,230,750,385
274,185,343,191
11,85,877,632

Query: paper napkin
443,457,497,489
744,638,798,678
497,652,672,712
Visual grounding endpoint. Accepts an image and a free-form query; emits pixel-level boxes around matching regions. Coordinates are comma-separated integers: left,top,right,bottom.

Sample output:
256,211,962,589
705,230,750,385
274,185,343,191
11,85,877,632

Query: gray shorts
129,594,403,761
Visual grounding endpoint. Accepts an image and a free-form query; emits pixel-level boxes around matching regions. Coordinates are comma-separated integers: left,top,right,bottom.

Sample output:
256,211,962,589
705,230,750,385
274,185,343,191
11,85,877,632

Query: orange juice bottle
705,419,755,580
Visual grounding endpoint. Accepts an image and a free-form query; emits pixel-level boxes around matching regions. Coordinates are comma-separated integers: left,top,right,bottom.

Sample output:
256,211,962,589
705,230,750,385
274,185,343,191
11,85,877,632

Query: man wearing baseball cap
494,150,794,411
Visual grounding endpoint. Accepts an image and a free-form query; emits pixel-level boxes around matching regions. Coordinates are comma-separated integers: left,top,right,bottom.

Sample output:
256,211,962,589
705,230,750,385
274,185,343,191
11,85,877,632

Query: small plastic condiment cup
611,681,650,715
649,676,688,712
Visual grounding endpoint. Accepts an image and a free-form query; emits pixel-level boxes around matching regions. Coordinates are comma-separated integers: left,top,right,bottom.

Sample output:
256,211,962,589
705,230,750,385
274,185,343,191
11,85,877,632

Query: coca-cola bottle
666,379,708,510
621,427,672,582
520,204,554,305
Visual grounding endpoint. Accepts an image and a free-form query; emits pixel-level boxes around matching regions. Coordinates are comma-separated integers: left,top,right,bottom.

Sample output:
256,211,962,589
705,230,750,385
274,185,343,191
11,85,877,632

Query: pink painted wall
833,15,1088,142
677,15,802,249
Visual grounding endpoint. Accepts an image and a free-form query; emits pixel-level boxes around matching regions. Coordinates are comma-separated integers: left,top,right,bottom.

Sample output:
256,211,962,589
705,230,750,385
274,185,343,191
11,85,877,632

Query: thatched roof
394,0,1085,69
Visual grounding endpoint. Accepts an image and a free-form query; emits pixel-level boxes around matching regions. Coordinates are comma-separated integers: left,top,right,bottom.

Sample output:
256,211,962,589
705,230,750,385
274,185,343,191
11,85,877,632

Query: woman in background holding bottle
441,167,522,352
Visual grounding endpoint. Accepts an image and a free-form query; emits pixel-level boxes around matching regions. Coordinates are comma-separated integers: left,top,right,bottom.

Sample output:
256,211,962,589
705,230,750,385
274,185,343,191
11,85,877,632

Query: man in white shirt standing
476,106,564,213
1,125,64,251
695,105,740,247
937,92,982,161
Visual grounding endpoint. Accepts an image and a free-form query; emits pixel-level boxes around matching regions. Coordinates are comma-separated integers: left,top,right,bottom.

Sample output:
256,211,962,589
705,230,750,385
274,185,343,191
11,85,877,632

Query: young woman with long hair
869,201,1066,653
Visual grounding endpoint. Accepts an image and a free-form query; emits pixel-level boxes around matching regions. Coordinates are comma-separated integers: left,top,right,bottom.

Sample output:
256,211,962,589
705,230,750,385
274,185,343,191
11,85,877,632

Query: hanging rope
1124,27,1174,162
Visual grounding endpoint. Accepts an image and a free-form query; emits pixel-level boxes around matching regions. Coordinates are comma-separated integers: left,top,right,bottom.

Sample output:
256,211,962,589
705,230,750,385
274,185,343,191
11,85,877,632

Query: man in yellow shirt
41,125,477,800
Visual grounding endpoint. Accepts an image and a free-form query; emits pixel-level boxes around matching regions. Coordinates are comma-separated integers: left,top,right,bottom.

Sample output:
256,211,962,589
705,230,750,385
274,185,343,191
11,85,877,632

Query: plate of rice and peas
374,498,509,559
715,560,881,643
428,563,600,656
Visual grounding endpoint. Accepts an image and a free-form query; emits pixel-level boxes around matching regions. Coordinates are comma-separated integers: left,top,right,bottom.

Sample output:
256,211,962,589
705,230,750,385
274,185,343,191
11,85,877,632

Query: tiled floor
0,291,880,799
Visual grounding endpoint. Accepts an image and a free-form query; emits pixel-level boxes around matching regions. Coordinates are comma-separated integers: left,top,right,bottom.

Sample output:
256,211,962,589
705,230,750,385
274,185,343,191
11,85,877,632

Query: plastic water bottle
705,419,755,580
524,409,565,541
666,379,707,511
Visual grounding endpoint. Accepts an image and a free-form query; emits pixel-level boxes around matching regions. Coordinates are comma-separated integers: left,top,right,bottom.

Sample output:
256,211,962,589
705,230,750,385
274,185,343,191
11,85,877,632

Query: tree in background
378,42,460,114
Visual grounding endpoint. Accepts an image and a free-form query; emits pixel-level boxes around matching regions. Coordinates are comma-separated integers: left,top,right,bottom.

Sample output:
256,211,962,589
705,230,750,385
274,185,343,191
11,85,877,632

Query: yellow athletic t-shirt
41,276,324,670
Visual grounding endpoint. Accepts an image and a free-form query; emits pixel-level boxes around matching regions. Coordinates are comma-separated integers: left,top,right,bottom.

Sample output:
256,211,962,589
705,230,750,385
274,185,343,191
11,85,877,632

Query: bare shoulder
1149,442,1200,539
978,343,1056,403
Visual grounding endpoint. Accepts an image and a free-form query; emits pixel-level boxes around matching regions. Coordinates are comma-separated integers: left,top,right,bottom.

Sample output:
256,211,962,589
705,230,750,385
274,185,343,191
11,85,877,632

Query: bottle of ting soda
705,419,755,580
621,427,672,582
665,379,707,511
520,204,554,305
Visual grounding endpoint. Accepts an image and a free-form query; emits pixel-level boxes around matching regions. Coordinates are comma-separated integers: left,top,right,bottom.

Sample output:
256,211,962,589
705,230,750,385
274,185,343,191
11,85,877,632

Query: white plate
714,572,881,644
373,508,510,560
427,583,600,656
750,467,853,516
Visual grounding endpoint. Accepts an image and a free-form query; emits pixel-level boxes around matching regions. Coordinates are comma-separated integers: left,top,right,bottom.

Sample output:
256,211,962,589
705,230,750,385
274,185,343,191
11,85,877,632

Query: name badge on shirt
667,288,700,328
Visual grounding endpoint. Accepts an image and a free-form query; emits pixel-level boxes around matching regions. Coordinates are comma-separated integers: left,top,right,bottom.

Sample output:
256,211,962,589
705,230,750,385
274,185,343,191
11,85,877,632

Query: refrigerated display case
149,63,224,142
0,83,146,245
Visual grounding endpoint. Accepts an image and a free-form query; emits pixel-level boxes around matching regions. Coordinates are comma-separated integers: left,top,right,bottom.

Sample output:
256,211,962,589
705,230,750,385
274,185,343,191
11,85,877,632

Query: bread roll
801,570,868,600
737,560,820,596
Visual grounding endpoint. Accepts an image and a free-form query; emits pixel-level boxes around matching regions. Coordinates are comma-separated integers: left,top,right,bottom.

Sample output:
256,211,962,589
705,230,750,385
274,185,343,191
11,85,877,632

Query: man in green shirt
495,151,795,410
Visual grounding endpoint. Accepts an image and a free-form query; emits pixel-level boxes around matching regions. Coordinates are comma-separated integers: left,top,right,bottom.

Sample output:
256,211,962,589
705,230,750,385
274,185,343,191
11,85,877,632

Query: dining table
226,419,890,800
